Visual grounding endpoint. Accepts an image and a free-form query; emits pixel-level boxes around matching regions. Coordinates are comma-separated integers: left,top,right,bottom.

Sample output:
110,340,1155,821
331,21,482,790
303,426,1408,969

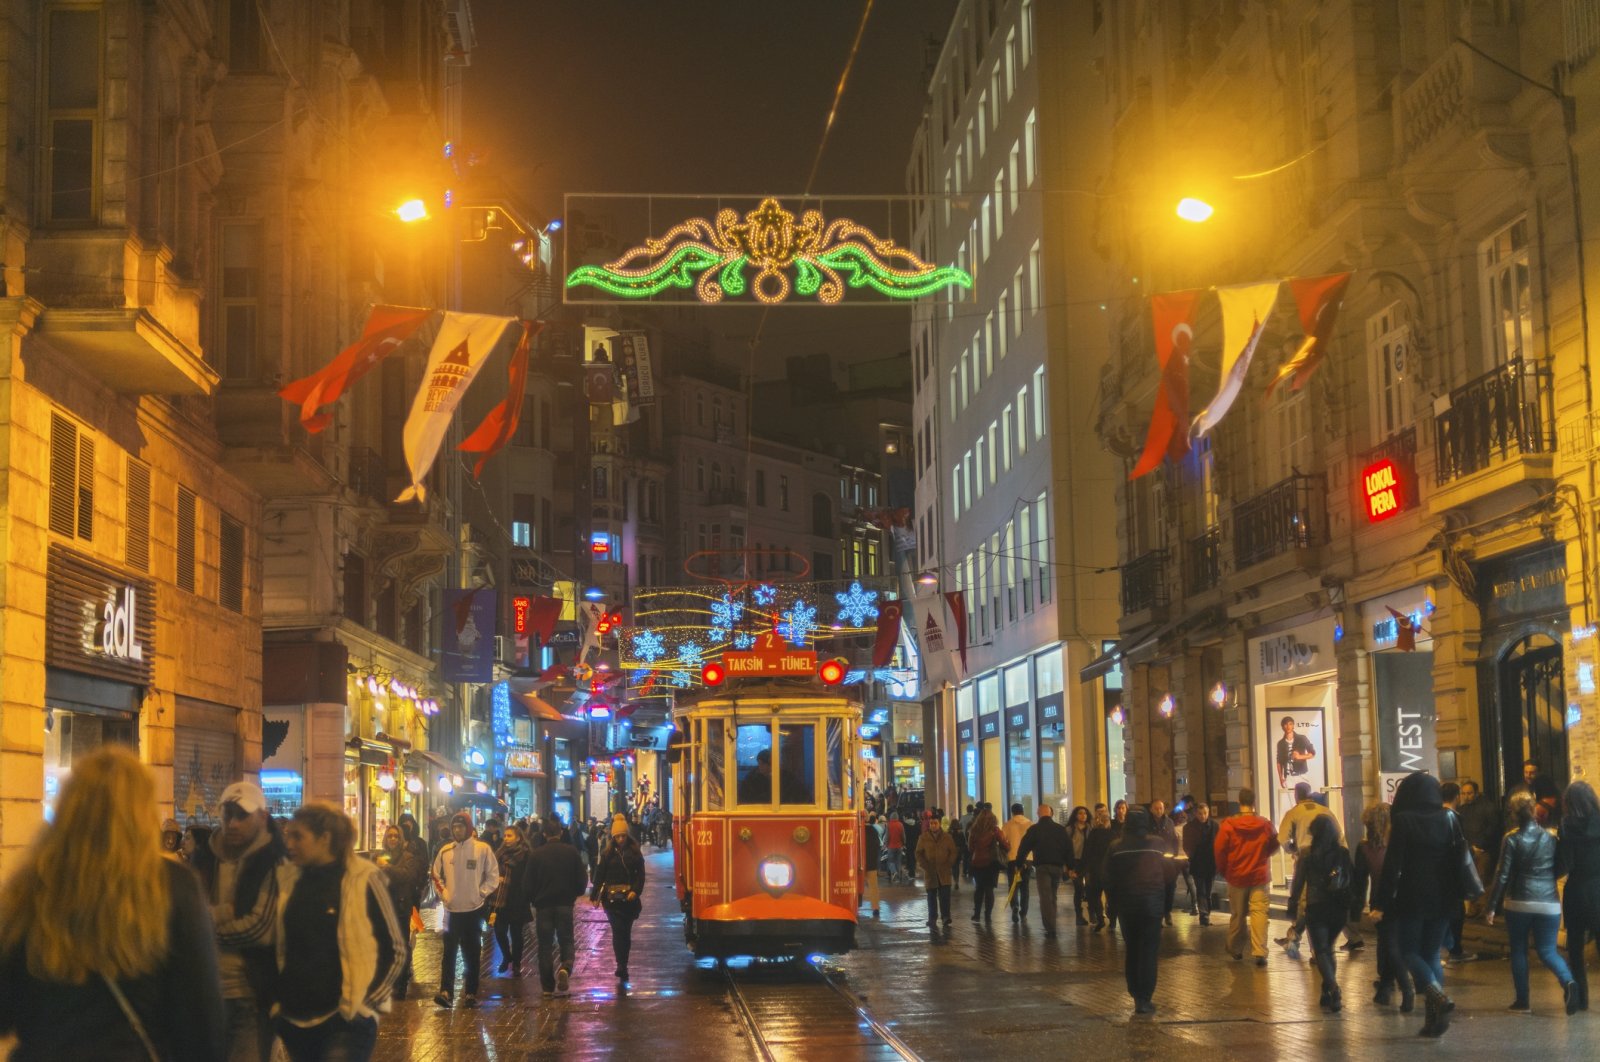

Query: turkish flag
278,306,432,433
1266,273,1352,397
1387,607,1420,651
872,601,904,668
459,320,542,478
525,595,561,644
1130,290,1203,479
943,590,969,671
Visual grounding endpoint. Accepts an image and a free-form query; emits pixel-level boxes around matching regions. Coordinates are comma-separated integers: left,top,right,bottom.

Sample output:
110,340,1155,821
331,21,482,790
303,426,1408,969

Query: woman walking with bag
1489,790,1578,1014
1559,780,1600,1011
1352,801,1413,1012
967,806,1006,924
591,815,646,982
378,825,425,999
491,824,535,976
1287,816,1355,1011
0,747,226,1061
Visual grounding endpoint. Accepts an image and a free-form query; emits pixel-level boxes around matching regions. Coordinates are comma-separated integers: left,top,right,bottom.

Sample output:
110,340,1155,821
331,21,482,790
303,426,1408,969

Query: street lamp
395,198,430,223
1175,197,1214,223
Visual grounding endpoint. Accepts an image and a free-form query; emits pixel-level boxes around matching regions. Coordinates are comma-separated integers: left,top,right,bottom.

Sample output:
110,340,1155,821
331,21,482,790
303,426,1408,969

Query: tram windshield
734,721,815,805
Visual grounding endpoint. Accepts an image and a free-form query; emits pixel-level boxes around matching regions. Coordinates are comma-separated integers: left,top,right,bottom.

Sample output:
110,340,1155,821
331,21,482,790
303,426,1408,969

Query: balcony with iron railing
1120,550,1168,616
1185,527,1221,595
347,446,389,505
1233,474,1327,571
1431,357,1555,509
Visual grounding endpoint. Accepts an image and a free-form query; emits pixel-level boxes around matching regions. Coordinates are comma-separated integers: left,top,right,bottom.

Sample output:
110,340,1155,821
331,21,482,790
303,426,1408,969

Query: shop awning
405,748,471,779
511,690,566,721
1079,606,1231,684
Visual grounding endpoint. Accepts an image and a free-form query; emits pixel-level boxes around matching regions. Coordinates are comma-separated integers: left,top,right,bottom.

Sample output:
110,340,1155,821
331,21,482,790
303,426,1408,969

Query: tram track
722,959,923,1062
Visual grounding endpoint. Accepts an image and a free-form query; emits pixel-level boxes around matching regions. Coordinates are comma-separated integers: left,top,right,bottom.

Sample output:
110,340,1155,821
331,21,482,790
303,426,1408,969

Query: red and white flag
1130,290,1203,479
397,312,517,502
912,592,967,689
458,320,541,479
872,601,904,668
1192,282,1280,438
943,590,969,672
1266,273,1353,397
278,305,431,433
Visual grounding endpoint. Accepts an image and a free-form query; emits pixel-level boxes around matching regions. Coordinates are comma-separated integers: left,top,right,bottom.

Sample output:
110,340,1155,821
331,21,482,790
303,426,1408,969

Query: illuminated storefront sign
1361,458,1411,523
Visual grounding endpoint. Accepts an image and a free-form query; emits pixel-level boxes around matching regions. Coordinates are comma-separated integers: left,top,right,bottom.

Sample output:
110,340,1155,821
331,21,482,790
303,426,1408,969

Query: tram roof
672,679,859,716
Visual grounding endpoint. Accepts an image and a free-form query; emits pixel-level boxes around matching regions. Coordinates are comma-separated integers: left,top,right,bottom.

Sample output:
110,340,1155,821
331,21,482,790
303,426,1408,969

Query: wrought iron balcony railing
1121,550,1168,614
1233,474,1327,570
1435,357,1555,484
1185,527,1221,595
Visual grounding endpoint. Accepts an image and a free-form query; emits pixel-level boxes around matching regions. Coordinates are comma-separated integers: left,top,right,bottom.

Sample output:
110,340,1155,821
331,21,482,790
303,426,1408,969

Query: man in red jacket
886,814,908,884
1214,787,1280,966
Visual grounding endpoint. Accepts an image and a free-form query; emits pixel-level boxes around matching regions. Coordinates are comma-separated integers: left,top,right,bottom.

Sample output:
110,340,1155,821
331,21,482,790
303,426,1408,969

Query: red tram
669,679,863,958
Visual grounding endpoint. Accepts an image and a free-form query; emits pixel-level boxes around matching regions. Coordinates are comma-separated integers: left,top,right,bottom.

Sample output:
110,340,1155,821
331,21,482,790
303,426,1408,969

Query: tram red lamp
818,658,848,685
701,661,727,686
595,611,622,635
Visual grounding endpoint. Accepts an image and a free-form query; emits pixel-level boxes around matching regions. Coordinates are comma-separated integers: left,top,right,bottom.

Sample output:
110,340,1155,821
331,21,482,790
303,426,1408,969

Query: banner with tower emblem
398,311,518,502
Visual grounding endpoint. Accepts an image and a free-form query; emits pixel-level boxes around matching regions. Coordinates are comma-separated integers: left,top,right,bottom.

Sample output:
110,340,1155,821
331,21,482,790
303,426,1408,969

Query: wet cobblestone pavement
375,852,1600,1060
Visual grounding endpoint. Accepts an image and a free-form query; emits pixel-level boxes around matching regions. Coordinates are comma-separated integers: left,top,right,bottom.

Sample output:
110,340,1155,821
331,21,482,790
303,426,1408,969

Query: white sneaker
555,967,570,996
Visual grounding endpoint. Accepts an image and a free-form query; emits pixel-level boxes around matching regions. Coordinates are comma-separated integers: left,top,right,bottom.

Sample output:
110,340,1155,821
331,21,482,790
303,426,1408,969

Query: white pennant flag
912,593,961,689
1191,281,1281,439
397,312,516,502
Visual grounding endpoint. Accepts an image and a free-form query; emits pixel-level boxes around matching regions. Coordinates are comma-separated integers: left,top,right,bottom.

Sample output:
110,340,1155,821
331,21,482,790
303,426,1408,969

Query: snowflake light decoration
670,670,694,688
709,594,744,633
779,599,817,647
834,581,881,628
732,630,757,649
678,641,705,670
630,629,666,664
753,583,777,607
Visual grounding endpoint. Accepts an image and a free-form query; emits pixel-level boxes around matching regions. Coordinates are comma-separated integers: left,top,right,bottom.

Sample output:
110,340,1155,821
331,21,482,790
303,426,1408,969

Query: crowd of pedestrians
0,748,653,1061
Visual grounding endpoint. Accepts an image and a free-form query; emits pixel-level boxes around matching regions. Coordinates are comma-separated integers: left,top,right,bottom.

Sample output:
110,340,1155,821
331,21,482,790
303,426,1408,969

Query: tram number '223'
696,830,714,846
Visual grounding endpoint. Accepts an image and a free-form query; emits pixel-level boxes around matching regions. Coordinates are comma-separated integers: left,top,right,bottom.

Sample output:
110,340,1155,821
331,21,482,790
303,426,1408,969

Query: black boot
1421,985,1450,1037
1372,980,1391,1006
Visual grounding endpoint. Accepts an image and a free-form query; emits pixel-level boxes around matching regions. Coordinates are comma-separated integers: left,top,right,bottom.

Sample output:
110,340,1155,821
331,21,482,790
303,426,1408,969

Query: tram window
826,719,845,809
735,723,775,805
705,719,725,810
776,724,816,806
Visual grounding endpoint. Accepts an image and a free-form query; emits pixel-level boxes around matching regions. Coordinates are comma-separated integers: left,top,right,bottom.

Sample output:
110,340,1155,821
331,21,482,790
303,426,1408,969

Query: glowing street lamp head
395,199,429,223
1176,197,1214,223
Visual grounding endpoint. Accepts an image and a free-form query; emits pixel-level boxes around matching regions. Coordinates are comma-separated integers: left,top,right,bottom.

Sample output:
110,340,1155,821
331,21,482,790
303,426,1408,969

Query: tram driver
737,748,809,804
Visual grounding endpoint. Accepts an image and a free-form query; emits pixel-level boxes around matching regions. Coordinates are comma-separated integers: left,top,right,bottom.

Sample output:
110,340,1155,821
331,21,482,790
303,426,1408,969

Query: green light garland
565,198,972,305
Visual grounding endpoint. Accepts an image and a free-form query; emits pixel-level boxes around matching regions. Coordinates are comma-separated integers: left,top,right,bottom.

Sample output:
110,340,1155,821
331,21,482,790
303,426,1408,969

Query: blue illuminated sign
491,682,513,780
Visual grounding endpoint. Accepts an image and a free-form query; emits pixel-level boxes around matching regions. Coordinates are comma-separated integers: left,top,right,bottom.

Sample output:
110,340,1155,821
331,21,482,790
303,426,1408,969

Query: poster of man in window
1268,709,1326,820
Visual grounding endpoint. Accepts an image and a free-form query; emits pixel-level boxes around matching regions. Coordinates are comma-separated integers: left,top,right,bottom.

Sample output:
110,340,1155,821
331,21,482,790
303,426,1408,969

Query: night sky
463,0,958,376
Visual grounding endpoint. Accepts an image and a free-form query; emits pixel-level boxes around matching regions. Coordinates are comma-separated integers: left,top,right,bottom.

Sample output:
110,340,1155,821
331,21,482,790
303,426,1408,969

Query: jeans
494,913,528,970
224,996,275,1062
1505,910,1573,1002
276,1015,378,1062
1120,911,1163,1003
925,884,952,923
1376,918,1414,997
534,906,575,992
1007,862,1031,916
605,905,639,971
972,865,1001,918
885,849,904,882
1393,915,1448,992
1227,884,1269,958
440,907,485,997
1035,865,1063,932
1191,871,1216,917
1306,909,1344,994
1086,876,1107,925
1570,909,1596,1009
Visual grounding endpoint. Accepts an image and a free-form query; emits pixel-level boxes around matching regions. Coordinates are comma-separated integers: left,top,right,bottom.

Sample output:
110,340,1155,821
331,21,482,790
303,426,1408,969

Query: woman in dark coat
491,825,536,976
1352,801,1413,1012
1082,806,1116,932
863,814,883,918
1104,807,1174,1014
590,816,647,981
966,807,1006,923
1560,780,1600,1011
1373,771,1466,1037
1288,815,1355,1011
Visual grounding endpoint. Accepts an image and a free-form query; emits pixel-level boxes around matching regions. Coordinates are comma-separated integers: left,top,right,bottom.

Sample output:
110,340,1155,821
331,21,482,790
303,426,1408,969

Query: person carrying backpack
1288,815,1355,1011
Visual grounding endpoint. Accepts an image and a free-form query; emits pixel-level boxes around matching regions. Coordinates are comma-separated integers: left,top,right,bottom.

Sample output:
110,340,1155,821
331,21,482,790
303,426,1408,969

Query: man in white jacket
431,812,499,1008
1003,803,1034,923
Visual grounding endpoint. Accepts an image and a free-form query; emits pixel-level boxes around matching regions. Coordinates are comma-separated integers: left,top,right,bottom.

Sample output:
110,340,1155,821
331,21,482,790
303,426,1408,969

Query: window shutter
177,486,197,593
126,458,151,571
76,435,94,540
219,514,244,613
49,413,77,537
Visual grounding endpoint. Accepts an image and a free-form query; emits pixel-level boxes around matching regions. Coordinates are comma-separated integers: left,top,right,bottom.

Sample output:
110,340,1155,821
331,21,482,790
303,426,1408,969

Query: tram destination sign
722,649,818,677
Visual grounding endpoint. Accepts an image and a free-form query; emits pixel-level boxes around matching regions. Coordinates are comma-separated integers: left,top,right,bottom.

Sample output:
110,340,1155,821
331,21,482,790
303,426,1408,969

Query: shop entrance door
1498,638,1566,794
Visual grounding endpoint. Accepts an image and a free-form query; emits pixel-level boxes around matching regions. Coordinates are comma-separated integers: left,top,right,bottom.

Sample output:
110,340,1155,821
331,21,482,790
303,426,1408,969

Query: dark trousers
276,1015,378,1062
1376,918,1414,997
1120,910,1163,1003
1007,862,1031,916
396,924,414,992
440,907,485,997
535,905,576,992
925,884,952,923
1570,911,1596,1009
1192,871,1216,917
605,905,639,971
1162,878,1177,917
1306,909,1344,994
1446,906,1465,957
1035,865,1063,932
1070,872,1088,920
1394,915,1448,993
494,914,528,969
972,865,1001,918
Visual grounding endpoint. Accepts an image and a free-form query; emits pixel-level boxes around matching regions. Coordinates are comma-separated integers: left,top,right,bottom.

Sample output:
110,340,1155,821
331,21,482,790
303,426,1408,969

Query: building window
974,436,986,499
1035,492,1050,602
49,412,94,541
1029,241,1042,314
1032,367,1046,438
176,486,197,594
512,494,535,548
1009,144,1021,214
811,494,832,537
952,467,962,519
594,466,608,500
1012,268,1025,336
997,293,1009,357
779,475,790,511
976,91,988,158
1005,29,1018,98
1019,506,1033,610
1002,406,1013,472
1481,216,1533,366
1022,0,1034,66
987,422,998,484
219,221,262,380
219,514,244,613
1017,386,1029,454
125,457,150,571
225,0,267,73
980,195,992,261
1367,303,1414,442
1024,111,1038,186
755,469,767,506
993,175,1005,241
44,6,100,223
695,459,705,491
343,551,365,625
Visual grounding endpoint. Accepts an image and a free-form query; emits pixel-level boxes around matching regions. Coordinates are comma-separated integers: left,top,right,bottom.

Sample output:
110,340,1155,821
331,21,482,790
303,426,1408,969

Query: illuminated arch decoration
565,198,973,305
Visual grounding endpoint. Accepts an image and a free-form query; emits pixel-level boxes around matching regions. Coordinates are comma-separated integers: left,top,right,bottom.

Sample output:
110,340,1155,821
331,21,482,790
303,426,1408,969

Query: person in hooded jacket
1288,816,1355,1012
1559,780,1600,1011
491,824,536,976
1104,807,1175,1015
1373,771,1469,1037
1489,790,1577,1014
1352,801,1413,1012
1214,788,1279,965
1082,805,1116,932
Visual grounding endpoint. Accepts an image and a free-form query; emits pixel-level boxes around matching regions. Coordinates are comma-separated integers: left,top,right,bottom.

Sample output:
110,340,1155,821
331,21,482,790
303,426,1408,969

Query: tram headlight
758,856,795,893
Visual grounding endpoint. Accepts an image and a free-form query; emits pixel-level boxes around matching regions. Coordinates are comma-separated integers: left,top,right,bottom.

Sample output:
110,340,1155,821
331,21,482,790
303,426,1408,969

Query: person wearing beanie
430,813,499,1009
590,816,646,982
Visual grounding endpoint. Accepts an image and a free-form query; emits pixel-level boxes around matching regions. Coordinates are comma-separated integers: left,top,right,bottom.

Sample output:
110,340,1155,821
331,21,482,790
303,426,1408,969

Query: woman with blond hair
0,746,226,1060
273,802,404,1061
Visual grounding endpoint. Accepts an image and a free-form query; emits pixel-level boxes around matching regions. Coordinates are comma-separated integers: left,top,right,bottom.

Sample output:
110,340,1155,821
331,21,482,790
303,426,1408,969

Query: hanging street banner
617,331,656,403
563,194,972,306
442,588,497,683
398,312,517,502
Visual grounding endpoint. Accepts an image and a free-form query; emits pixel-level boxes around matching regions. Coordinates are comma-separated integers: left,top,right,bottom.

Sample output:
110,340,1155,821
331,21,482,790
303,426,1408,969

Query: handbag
602,883,636,904
101,974,159,1062
1451,815,1485,901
